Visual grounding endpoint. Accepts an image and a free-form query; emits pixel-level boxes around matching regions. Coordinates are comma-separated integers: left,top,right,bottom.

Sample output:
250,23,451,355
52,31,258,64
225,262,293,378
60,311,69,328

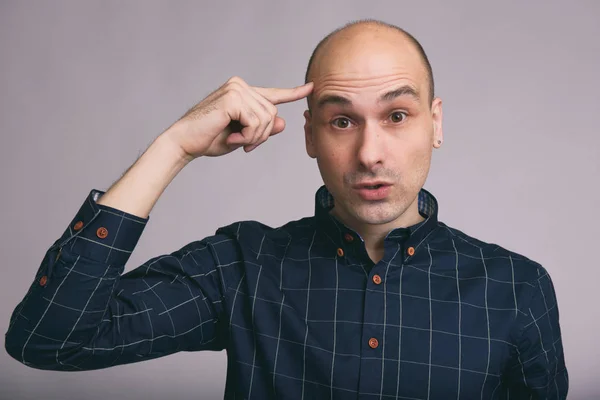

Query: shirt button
407,246,415,256
39,276,48,286
96,227,109,239
372,274,382,285
368,337,379,349
344,233,354,242
336,248,344,257
73,221,84,231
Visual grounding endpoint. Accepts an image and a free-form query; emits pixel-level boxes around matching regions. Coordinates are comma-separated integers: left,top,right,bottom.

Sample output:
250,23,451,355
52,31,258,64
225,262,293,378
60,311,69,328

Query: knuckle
226,86,241,99
260,111,271,126
225,81,242,94
269,104,278,117
261,120,274,138
227,76,247,88
253,98,269,116
249,130,260,143
248,112,260,128
262,123,274,138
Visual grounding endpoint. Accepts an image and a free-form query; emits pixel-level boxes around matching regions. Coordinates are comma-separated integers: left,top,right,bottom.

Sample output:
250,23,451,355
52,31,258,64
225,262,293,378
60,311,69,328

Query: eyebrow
316,85,420,109
316,94,352,109
379,85,420,103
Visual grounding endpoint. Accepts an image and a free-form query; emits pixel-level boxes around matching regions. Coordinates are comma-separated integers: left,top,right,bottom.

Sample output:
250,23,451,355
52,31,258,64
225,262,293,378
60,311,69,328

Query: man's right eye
331,118,352,129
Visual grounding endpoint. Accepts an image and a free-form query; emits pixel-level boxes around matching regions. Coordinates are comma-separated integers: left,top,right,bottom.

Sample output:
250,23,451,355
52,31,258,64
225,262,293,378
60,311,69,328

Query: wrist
95,130,191,218
159,121,197,164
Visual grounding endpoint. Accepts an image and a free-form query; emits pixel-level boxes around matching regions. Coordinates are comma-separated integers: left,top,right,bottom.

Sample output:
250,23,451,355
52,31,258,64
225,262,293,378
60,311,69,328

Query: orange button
336,248,344,257
73,221,84,231
407,246,415,256
39,275,48,286
96,227,108,239
372,274,382,285
368,337,379,349
344,233,354,242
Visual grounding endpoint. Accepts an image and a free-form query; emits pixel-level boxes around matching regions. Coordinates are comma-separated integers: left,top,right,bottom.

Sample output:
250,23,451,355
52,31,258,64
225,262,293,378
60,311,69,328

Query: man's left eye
390,111,407,123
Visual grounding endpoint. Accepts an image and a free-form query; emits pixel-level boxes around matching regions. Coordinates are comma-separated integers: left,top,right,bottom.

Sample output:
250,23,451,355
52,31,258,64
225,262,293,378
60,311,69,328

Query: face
304,27,443,231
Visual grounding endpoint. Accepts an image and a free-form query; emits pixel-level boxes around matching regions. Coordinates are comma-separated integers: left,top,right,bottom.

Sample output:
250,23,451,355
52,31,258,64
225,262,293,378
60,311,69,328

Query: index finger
252,82,314,105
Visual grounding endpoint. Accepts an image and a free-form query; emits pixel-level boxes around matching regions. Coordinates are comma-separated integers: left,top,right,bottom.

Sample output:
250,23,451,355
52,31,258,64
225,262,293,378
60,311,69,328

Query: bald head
305,20,434,110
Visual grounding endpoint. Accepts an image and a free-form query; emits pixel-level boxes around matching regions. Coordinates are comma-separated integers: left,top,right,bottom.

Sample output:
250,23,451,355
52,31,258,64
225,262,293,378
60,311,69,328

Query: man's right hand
166,76,313,159
95,76,312,218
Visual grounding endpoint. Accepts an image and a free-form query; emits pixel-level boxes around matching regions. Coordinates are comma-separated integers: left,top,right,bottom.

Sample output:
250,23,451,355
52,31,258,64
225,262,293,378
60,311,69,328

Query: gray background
1,1,598,399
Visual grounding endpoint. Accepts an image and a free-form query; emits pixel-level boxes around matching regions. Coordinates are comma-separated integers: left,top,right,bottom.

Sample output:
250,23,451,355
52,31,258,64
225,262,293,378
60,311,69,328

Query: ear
304,110,317,158
431,97,444,148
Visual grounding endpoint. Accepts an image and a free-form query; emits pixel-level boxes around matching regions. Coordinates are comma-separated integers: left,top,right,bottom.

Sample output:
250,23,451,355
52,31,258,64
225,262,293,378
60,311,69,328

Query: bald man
6,20,567,399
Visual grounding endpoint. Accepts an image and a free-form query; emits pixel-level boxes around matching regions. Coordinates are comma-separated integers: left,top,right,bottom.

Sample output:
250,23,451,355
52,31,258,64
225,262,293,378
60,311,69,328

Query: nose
356,121,385,171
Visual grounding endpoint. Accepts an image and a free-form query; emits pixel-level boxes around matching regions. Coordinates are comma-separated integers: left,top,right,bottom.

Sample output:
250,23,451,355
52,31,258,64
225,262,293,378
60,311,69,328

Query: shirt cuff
51,189,149,266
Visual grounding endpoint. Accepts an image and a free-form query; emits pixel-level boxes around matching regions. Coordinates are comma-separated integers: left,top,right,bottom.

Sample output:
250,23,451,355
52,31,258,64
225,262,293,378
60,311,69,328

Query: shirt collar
313,184,439,249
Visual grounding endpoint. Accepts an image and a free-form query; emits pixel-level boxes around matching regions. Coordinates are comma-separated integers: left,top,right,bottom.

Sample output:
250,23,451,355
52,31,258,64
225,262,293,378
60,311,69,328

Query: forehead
309,29,427,105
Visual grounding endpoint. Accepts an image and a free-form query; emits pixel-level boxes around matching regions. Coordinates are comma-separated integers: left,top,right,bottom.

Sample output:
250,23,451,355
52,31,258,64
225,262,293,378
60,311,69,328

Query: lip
352,181,393,189
353,183,392,201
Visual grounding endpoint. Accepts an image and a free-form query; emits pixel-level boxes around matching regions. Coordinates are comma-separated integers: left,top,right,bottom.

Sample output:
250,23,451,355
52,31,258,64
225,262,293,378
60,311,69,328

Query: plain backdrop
1,1,598,399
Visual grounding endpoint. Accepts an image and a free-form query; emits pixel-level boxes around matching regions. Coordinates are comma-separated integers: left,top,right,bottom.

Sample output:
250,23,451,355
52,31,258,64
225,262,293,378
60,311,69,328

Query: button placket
358,254,385,393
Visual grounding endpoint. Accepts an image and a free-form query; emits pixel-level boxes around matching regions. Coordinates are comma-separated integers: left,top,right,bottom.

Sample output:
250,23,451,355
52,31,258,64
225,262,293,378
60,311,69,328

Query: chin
351,203,407,226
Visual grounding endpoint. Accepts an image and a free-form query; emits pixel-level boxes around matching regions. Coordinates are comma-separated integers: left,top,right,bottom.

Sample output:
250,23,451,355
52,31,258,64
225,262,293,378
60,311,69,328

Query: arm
4,135,234,370
4,77,312,370
505,268,569,398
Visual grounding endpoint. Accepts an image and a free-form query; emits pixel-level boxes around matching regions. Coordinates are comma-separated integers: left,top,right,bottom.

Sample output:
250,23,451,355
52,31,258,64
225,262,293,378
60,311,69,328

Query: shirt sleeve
505,268,569,398
5,189,236,371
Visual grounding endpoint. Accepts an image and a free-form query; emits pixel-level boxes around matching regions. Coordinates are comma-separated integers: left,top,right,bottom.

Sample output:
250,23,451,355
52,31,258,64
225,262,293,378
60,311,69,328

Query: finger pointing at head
253,82,314,105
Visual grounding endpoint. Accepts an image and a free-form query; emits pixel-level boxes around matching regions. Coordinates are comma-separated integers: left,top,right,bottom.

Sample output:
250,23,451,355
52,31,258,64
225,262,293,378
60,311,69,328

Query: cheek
317,149,345,178
393,135,430,164
405,146,433,184
406,142,432,167
392,136,433,185
314,135,348,172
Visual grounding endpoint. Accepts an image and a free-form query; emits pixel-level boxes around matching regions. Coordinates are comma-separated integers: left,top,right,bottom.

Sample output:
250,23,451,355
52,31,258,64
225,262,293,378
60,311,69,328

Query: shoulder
432,221,549,285
214,216,318,249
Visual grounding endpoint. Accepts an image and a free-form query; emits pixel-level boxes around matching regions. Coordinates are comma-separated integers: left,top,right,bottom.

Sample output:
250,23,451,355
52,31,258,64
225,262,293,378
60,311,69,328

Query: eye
331,117,353,129
390,111,407,123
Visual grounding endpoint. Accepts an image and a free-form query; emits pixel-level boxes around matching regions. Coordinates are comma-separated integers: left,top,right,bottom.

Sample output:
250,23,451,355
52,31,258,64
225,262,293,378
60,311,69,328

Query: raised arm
4,76,313,370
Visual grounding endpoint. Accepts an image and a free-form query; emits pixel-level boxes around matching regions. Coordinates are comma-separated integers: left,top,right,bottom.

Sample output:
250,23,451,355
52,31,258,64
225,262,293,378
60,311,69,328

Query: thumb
270,116,286,136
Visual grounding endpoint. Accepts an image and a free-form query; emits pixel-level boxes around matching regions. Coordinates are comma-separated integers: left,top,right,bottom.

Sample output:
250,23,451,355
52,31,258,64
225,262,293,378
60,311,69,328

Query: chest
225,253,516,397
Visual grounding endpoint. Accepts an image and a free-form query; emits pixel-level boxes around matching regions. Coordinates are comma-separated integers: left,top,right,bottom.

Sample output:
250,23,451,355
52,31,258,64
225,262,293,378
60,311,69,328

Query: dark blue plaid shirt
5,185,568,399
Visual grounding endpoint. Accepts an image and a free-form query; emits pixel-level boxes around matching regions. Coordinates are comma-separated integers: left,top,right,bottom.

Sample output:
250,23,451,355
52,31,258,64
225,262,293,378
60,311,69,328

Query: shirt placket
355,241,401,398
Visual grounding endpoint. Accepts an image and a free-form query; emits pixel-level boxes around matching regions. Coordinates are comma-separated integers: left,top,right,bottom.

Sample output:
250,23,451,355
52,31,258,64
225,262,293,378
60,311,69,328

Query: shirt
5,185,568,399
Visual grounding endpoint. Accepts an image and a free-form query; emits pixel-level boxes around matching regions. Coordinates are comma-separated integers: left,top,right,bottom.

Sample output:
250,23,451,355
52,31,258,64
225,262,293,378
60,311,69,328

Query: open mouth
354,183,392,201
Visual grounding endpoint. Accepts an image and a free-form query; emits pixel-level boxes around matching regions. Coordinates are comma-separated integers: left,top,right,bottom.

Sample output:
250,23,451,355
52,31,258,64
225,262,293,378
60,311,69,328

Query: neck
331,196,424,264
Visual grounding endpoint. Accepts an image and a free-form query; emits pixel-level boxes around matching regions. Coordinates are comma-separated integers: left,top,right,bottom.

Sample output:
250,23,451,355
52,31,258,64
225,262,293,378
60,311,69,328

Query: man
5,19,568,399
